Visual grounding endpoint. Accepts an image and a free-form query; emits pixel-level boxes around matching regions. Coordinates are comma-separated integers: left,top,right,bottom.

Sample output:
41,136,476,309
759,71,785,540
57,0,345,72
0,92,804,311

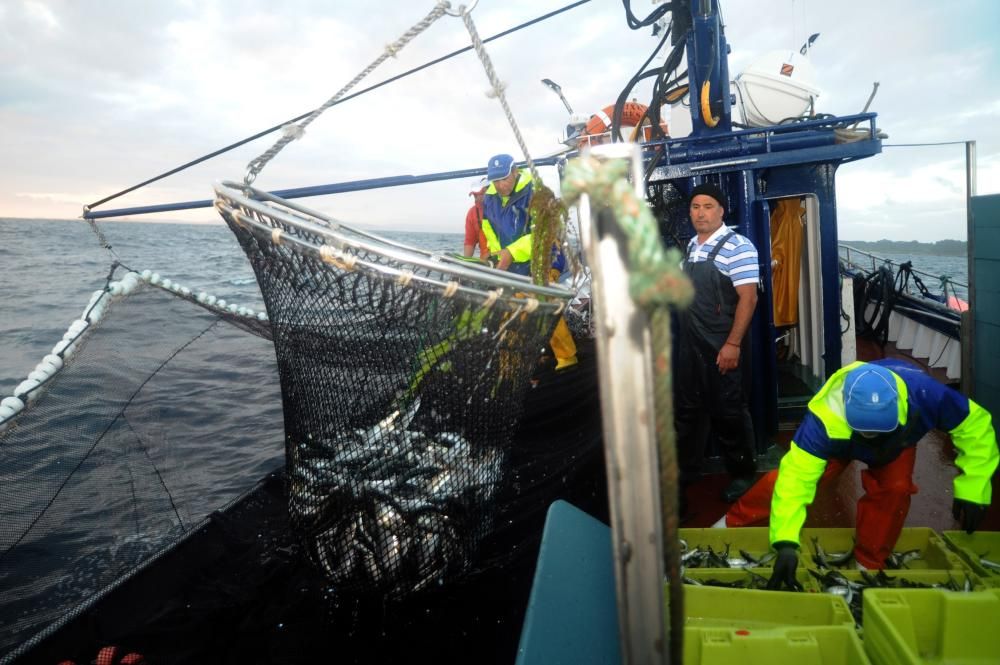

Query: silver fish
886,548,921,569
980,556,1000,572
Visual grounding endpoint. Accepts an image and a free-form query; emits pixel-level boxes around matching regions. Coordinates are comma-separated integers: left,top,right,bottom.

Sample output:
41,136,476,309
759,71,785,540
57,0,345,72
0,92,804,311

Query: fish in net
214,183,574,599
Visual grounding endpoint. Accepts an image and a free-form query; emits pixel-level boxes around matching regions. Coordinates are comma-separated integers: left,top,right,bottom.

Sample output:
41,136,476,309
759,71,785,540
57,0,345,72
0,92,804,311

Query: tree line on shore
840,239,966,256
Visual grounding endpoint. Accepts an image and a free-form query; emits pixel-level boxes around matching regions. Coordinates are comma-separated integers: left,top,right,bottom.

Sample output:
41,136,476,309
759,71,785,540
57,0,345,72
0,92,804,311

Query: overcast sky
1,0,997,241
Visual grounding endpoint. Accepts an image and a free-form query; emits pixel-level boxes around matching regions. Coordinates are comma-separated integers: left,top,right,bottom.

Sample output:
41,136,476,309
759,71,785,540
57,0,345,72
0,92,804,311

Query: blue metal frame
661,0,884,446
83,156,567,220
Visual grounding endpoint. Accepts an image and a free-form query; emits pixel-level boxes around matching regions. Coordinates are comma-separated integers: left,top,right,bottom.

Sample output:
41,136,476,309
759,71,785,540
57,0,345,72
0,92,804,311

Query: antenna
541,78,574,115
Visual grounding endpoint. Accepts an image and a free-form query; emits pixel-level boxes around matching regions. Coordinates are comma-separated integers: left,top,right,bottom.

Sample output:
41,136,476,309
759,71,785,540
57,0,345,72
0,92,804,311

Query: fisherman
675,182,760,511
462,178,488,260
735,359,999,589
482,153,544,274
481,153,576,370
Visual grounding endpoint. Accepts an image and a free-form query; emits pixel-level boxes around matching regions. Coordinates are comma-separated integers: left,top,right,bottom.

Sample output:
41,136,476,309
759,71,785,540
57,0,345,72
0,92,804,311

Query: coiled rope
243,2,451,186
561,154,693,665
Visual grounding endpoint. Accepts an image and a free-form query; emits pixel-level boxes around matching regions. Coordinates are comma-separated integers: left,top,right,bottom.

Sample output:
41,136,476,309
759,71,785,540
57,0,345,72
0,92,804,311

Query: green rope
563,154,693,665
529,183,567,286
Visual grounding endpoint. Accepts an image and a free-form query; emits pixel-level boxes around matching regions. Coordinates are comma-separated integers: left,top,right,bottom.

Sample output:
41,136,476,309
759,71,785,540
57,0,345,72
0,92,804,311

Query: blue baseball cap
486,154,515,181
843,365,899,433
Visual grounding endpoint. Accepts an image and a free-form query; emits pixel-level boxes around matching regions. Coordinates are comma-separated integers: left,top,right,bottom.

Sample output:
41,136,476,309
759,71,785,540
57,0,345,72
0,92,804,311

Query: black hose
854,264,895,347
621,0,674,29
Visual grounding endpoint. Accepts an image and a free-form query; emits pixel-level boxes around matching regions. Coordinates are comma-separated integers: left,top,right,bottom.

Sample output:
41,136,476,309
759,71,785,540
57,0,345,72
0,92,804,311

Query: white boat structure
841,244,967,382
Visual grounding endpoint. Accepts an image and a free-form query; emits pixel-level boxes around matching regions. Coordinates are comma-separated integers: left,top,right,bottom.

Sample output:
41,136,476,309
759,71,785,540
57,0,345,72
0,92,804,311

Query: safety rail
839,244,968,302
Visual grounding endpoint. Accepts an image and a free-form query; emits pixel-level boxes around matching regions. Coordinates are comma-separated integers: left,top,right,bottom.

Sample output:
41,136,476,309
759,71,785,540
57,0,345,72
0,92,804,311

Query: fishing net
214,182,575,599
0,280,285,663
0,253,605,665
646,179,692,251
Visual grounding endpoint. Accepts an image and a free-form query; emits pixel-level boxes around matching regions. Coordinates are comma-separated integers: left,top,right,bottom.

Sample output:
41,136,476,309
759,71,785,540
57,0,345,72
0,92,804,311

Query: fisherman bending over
720,359,1000,589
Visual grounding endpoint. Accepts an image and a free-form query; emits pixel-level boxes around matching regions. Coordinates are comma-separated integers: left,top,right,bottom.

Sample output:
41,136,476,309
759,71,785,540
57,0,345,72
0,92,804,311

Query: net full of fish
287,398,506,598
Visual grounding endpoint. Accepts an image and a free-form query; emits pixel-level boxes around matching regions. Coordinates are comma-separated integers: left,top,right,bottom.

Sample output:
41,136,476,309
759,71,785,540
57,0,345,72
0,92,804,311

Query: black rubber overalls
675,232,757,483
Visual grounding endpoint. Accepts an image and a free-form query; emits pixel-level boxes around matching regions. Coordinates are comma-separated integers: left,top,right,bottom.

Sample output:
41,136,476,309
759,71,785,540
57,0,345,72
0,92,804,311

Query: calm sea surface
839,247,968,299
0,219,463,395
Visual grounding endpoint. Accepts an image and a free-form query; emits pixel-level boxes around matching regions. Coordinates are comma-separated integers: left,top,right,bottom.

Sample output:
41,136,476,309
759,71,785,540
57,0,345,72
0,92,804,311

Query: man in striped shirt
676,182,761,512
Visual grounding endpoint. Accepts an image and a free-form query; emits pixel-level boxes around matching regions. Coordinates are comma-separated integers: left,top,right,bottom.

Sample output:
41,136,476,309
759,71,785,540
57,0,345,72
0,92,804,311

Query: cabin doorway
768,194,827,423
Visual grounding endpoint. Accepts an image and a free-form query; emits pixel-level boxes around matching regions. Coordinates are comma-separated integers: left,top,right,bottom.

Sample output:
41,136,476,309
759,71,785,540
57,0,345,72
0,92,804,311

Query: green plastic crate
683,567,821,593
683,583,853,629
941,531,1000,587
802,527,962,570
678,527,774,566
863,588,1000,665
683,626,871,665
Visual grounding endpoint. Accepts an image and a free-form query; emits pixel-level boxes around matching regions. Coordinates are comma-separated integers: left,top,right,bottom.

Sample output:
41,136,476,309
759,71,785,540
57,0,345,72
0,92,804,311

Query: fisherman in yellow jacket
720,359,997,589
481,153,576,370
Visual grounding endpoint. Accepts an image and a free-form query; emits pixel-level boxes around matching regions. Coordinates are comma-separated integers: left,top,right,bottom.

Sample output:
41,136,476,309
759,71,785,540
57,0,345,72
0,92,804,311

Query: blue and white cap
486,154,515,181
843,364,899,433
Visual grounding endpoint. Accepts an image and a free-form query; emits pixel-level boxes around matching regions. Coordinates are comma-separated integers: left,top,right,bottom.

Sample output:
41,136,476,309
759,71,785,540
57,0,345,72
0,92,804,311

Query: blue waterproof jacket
481,169,564,276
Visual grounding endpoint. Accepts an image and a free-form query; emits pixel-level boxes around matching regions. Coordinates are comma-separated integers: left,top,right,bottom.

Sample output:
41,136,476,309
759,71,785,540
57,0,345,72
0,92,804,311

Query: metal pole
578,142,668,665
962,140,976,396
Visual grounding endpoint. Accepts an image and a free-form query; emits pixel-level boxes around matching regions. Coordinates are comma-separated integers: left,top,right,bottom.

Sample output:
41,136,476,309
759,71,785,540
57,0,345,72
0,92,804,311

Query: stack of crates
678,526,996,664
863,587,1000,665
678,527,870,664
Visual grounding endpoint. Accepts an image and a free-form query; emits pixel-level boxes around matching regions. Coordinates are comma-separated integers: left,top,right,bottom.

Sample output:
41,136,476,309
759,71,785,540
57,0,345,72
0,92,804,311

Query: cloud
0,0,997,242
23,1,60,33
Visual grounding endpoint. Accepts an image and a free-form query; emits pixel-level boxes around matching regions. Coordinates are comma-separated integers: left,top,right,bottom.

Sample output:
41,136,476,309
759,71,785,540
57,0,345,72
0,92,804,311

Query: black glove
952,498,988,534
766,542,803,591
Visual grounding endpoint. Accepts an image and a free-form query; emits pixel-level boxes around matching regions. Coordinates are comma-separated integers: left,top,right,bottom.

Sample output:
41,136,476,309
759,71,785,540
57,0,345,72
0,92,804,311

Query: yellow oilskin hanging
770,198,804,327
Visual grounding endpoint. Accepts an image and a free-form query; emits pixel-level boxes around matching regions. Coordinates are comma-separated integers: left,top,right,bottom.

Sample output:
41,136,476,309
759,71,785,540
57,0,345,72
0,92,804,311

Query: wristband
725,341,740,348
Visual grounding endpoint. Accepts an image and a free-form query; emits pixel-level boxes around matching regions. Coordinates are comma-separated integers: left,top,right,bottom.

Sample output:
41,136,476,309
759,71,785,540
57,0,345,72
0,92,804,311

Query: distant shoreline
839,239,966,257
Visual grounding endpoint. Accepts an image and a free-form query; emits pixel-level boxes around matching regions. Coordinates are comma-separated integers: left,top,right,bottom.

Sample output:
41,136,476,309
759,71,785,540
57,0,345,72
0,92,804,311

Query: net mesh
647,180,692,251
214,183,572,599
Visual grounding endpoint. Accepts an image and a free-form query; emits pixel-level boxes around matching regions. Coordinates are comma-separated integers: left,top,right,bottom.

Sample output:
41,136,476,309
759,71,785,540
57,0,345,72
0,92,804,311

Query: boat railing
838,243,968,304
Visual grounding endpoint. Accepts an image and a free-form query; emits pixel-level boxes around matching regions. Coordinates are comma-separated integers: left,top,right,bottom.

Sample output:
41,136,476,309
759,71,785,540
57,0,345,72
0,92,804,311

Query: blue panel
974,278,1000,326
516,501,619,665
974,227,1000,260
973,321,1000,418
972,193,1000,227
972,194,1000,415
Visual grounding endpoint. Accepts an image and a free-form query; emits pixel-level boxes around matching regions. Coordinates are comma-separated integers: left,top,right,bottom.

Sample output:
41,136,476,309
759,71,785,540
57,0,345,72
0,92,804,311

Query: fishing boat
1,1,997,664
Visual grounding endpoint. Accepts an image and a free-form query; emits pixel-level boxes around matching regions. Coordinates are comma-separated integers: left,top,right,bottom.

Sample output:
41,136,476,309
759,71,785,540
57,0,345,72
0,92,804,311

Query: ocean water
0,219,464,396
839,247,969,300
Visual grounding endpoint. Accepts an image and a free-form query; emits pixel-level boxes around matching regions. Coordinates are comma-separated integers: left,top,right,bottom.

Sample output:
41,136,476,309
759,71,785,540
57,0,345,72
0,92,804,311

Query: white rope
319,244,357,271
458,10,538,182
397,271,414,287
481,289,501,309
244,2,451,185
443,281,460,298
